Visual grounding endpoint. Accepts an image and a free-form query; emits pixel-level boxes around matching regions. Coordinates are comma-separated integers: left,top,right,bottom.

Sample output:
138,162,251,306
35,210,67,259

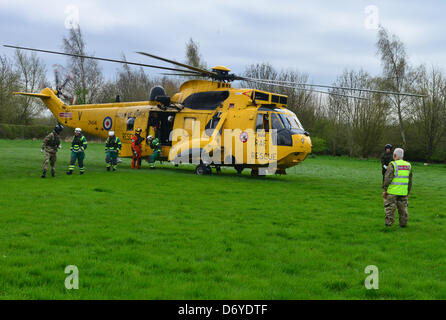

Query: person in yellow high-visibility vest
382,148,413,227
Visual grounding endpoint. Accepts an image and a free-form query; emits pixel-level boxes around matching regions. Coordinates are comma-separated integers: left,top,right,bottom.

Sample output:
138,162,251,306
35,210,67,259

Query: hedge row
0,123,103,142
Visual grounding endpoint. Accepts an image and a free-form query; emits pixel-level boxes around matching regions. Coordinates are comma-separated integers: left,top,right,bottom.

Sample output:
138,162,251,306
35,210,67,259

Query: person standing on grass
381,144,393,182
382,148,413,227
147,135,161,169
105,130,122,171
40,124,63,178
67,128,87,175
131,128,144,169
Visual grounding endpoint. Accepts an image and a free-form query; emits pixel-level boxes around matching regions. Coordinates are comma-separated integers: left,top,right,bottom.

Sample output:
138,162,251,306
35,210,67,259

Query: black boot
106,166,110,171
41,171,46,178
66,170,73,175
80,171,84,175
51,170,55,177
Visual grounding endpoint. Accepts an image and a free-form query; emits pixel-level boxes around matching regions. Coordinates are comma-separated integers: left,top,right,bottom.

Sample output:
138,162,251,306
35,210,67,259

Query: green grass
0,139,445,299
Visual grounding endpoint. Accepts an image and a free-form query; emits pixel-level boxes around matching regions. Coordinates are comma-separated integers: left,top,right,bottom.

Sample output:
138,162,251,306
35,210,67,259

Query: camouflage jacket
383,162,413,194
42,131,60,153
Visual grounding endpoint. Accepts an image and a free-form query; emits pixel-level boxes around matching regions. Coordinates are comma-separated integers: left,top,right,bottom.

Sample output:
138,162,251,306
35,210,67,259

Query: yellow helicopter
4,45,425,175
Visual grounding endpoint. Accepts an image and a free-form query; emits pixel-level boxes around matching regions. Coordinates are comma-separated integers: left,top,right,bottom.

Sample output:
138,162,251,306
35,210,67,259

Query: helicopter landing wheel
195,164,212,175
235,164,244,175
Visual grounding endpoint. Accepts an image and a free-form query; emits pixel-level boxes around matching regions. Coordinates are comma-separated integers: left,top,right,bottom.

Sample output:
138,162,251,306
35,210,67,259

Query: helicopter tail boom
15,88,70,124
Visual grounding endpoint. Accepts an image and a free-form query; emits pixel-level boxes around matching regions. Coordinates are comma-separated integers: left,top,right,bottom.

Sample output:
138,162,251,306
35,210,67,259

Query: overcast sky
0,0,444,86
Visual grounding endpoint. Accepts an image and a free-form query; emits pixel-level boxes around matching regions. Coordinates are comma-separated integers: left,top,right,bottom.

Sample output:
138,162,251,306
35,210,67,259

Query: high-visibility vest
72,135,87,151
387,159,411,196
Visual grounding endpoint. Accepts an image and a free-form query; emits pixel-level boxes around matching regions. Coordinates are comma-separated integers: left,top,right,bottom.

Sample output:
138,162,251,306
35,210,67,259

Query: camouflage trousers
384,194,409,227
43,151,57,173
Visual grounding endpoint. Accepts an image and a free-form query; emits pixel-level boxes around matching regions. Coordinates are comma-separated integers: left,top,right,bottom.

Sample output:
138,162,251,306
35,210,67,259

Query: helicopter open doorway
147,111,176,146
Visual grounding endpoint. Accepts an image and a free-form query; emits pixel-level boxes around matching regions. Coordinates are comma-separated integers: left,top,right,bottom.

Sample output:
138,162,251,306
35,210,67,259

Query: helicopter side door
254,112,270,165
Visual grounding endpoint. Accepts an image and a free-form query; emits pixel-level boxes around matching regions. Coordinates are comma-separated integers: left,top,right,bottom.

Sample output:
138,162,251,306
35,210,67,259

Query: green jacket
71,135,87,152
150,138,161,152
105,136,122,151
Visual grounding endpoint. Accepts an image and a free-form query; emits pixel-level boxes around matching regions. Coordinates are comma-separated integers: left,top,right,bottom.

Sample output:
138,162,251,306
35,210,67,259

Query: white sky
0,0,444,85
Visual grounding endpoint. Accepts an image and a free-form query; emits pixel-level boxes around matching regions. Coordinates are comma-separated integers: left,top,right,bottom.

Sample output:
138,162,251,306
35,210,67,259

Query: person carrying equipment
147,135,161,169
131,128,144,169
67,128,87,175
105,131,122,171
41,124,63,178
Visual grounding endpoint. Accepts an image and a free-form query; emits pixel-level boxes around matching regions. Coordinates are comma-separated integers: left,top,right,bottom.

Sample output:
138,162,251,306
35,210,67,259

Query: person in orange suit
131,128,144,169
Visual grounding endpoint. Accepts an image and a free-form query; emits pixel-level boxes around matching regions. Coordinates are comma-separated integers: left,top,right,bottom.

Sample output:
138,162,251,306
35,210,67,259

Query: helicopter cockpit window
271,113,284,130
271,95,280,103
127,117,135,131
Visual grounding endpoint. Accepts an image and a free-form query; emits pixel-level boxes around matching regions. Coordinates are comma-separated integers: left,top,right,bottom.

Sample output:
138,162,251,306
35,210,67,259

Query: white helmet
75,128,82,133
168,116,174,122
147,135,153,140
108,130,115,136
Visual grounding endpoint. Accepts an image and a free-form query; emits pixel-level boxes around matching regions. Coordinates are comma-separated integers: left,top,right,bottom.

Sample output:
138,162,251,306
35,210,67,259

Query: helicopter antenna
243,77,426,98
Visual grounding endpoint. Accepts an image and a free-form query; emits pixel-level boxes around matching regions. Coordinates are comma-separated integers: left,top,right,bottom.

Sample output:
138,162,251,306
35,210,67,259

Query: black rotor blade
3,45,199,74
244,77,425,98
245,79,369,100
136,51,217,77
160,73,203,77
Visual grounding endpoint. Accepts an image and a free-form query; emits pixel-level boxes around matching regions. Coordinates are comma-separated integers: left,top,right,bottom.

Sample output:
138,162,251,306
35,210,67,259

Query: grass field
0,139,445,299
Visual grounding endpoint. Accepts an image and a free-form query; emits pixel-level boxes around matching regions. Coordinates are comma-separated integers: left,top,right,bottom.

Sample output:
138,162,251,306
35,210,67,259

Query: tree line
0,27,445,162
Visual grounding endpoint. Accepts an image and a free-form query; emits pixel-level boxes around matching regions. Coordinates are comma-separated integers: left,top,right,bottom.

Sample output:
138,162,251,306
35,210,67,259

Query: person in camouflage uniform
381,144,393,182
382,148,413,227
67,128,88,175
147,135,161,169
105,130,122,171
40,124,63,178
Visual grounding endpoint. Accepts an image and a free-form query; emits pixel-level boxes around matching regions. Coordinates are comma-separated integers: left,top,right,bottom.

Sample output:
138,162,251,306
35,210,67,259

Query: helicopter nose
292,133,312,155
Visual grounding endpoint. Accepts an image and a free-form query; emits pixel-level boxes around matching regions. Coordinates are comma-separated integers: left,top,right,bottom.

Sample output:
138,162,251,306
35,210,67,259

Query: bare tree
376,27,420,148
185,38,207,69
14,50,47,124
63,26,103,104
0,55,20,123
410,65,446,161
329,69,388,157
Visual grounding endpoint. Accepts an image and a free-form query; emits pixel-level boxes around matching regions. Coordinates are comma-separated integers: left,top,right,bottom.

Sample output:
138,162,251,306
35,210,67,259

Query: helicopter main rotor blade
160,73,203,77
244,77,425,98
245,79,369,100
3,45,198,74
136,51,217,77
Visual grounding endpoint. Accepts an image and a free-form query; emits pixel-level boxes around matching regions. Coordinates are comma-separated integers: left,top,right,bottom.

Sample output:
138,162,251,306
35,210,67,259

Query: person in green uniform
382,147,413,227
40,124,63,178
105,131,122,171
147,135,161,169
67,128,87,175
